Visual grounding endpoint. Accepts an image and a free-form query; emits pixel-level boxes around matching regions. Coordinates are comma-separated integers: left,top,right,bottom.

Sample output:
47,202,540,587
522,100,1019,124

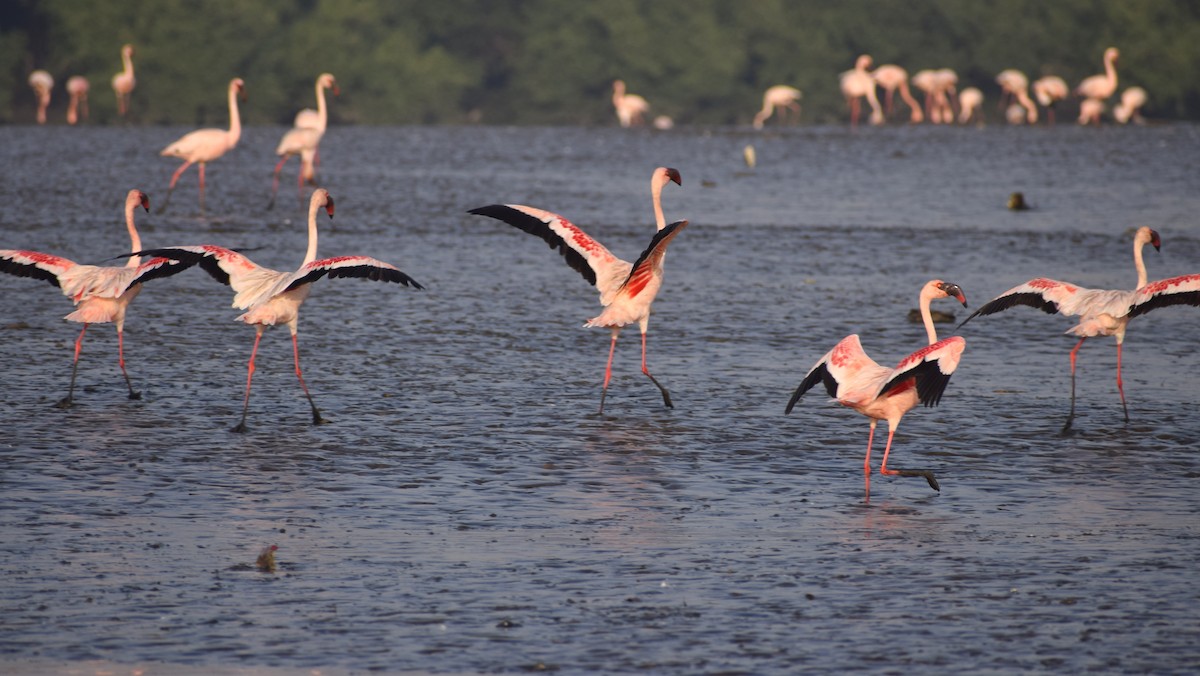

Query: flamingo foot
54,396,74,409
311,410,329,425
644,372,674,408
894,468,940,491
128,390,142,401
231,421,249,434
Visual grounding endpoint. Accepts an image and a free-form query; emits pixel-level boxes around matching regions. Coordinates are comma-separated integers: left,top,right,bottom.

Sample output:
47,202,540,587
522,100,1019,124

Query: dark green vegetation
4,0,1199,125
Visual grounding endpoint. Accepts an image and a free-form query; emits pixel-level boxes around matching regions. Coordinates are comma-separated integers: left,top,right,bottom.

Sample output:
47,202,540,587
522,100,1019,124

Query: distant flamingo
872,64,923,123
1078,98,1105,125
469,167,684,413
268,73,339,210
786,280,968,501
958,226,1198,430
930,69,959,123
1113,86,1148,124
0,190,184,407
1076,47,1120,102
1032,75,1069,124
957,87,983,124
66,76,89,125
753,85,802,129
995,69,1037,123
111,44,136,117
158,78,244,214
28,70,53,124
611,80,650,128
840,55,884,127
131,189,424,432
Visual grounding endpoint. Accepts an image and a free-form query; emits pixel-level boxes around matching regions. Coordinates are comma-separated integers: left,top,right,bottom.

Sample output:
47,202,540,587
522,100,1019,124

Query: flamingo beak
139,193,150,212
324,197,335,218
666,167,682,186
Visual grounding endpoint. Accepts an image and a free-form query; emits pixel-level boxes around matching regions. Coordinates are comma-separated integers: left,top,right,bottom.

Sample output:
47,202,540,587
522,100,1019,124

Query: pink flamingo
268,73,339,210
1113,86,1148,124
958,87,984,124
786,280,968,502
611,80,650,128
1032,75,1069,124
959,226,1200,430
995,69,1037,123
930,68,959,123
1075,47,1119,101
872,64,923,123
1077,98,1105,125
0,190,185,406
469,167,685,413
158,78,244,213
132,189,424,432
111,44,136,117
28,70,53,124
752,85,802,129
840,55,884,127
66,76,89,125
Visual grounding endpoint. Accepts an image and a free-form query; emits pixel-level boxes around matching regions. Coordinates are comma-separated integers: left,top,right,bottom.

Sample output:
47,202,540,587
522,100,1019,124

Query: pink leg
1116,342,1129,423
56,324,89,408
198,162,207,212
292,332,327,425
267,155,289,210
159,161,194,213
640,331,673,408
116,329,141,400
1065,337,1087,431
878,423,941,493
863,420,877,502
849,98,860,127
598,329,619,414
232,329,263,433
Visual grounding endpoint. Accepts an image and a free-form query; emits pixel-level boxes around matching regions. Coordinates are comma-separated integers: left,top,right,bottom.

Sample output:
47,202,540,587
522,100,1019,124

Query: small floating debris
743,144,757,168
908,308,956,324
1008,192,1030,210
256,544,278,573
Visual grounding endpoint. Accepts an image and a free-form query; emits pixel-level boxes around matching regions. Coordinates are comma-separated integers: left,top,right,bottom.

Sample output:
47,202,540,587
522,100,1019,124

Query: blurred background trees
3,0,1198,125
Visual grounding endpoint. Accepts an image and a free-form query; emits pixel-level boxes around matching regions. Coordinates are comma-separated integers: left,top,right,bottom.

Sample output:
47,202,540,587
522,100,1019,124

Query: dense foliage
4,0,1199,125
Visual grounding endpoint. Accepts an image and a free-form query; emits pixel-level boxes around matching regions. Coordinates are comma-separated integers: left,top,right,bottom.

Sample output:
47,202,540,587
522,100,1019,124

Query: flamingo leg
116,329,141,400
1116,342,1129,424
640,330,673,409
878,422,941,493
291,331,327,425
198,162,207,212
232,329,264,433
598,329,619,414
1064,337,1087,432
158,160,194,213
863,420,877,502
849,98,861,127
56,324,89,409
267,155,290,210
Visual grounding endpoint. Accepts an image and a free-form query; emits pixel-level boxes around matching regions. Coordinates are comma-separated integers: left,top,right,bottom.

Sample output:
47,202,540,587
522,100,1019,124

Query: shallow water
1,123,1199,674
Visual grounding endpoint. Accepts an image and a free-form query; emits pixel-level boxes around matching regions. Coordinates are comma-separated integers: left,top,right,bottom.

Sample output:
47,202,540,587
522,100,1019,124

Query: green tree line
4,0,1199,126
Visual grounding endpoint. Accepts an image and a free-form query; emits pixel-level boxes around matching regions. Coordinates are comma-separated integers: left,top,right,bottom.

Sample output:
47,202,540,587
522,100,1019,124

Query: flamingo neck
126,199,142,268
652,179,667,231
123,51,134,77
1105,54,1118,91
227,84,242,147
303,197,321,266
919,288,939,345
315,81,328,132
1133,236,1149,289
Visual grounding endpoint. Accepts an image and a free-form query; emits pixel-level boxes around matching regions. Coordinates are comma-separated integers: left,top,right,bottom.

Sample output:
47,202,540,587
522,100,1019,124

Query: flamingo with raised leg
1076,47,1119,102
0,190,185,407
28,70,53,124
159,78,244,213
132,189,423,432
1032,75,1069,124
611,80,649,128
786,280,968,502
469,167,685,413
112,44,135,117
752,85,802,129
958,226,1198,430
66,76,89,125
872,64,923,123
840,55,884,127
269,73,339,210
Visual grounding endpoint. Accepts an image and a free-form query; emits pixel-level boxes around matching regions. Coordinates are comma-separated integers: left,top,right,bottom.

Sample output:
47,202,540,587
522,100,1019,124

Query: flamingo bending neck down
112,44,136,117
66,76,90,125
873,65,923,123
840,55,884,127
958,226,1200,430
786,280,968,502
1032,76,1069,124
159,78,244,213
612,80,650,128
132,189,423,432
469,167,684,413
28,70,53,125
0,190,186,406
269,73,339,210
996,69,1038,124
753,85,802,129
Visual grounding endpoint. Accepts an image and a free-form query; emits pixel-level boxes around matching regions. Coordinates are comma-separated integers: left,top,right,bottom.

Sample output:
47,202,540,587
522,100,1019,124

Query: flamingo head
1136,226,1161,252
658,167,682,187
231,78,246,100
1105,47,1120,65
123,44,135,58
129,189,150,212
313,188,335,218
856,54,873,70
319,73,339,96
934,280,968,307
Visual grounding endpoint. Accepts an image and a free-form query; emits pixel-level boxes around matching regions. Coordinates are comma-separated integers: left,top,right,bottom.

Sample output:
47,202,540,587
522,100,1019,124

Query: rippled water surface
2,123,1199,674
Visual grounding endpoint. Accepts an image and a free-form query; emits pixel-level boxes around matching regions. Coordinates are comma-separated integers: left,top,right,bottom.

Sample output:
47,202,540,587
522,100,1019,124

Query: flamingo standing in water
66,76,89,125
1113,87,1148,124
611,80,649,128
268,73,339,210
158,78,244,213
469,167,685,413
28,70,53,124
872,64,923,123
958,226,1200,430
1076,47,1120,102
752,85,802,129
112,44,136,117
132,189,423,432
957,87,984,124
1077,98,1105,125
840,55,884,127
1032,75,1069,124
786,280,968,502
0,190,185,407
995,69,1038,124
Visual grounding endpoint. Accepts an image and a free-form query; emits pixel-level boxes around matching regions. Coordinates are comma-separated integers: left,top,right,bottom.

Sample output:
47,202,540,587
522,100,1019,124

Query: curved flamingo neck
122,50,134,78
1133,235,1149,289
126,196,143,268
1104,53,1118,93
304,196,322,266
227,83,242,147
652,177,667,231
612,81,626,107
918,286,939,345
314,80,329,133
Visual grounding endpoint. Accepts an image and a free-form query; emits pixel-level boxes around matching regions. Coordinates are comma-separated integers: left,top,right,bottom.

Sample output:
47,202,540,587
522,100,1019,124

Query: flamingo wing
786,335,887,413
0,249,76,288
468,204,627,292
279,255,424,294
613,219,688,300
1128,274,1200,318
128,256,191,287
134,245,286,308
958,278,1090,328
880,336,966,407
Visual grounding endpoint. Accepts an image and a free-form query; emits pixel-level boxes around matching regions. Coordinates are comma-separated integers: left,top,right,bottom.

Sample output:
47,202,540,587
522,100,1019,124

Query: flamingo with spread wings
133,189,424,432
0,190,184,406
787,280,967,501
469,167,684,413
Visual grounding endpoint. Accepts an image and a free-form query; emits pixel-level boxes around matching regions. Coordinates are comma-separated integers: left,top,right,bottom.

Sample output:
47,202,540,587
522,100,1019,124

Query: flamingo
1032,75,1069,124
786,280,968,502
752,85,802,129
131,189,423,432
469,167,685,413
28,70,53,124
1075,47,1120,102
111,44,136,117
0,190,185,407
995,69,1037,124
872,64,923,123
1078,98,1105,126
957,226,1194,430
930,68,960,124
957,87,984,124
611,80,650,128
911,69,937,122
66,76,89,125
840,55,884,127
158,78,244,214
268,73,339,210
1113,86,1148,124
